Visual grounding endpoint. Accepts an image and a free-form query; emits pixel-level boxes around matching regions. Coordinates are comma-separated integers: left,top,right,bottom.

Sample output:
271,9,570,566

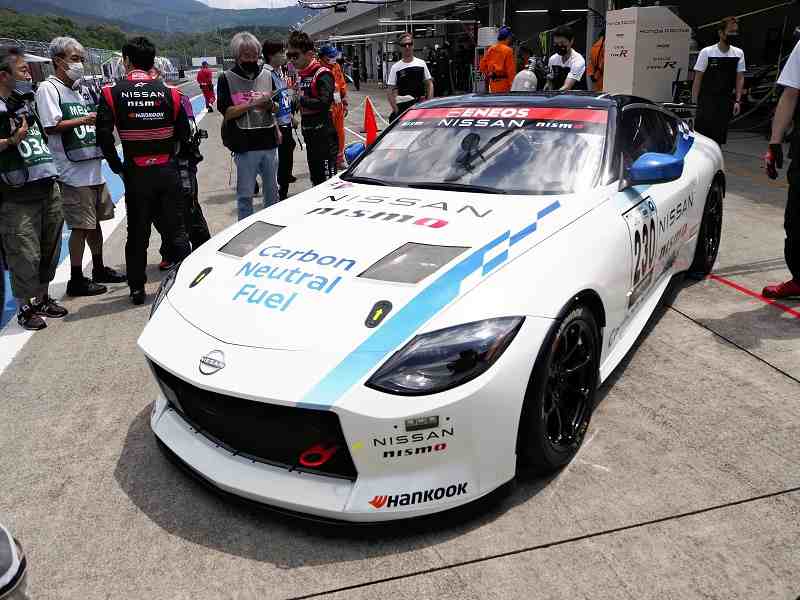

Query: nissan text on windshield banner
400,107,609,132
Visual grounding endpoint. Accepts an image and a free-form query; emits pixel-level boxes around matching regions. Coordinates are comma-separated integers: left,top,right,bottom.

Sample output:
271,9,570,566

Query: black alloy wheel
688,181,724,278
517,305,600,474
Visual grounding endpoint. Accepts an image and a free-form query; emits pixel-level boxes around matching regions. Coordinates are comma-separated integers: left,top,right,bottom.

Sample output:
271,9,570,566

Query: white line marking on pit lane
0,95,208,377
345,126,366,141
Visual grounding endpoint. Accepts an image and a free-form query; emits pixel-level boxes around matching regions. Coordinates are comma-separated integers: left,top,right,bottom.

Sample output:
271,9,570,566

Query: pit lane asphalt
0,83,798,599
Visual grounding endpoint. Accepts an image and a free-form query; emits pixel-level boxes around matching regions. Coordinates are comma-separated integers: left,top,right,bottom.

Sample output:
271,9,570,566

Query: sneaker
67,277,107,297
762,279,800,299
17,304,46,331
158,260,175,271
92,266,127,284
32,295,68,318
130,288,146,305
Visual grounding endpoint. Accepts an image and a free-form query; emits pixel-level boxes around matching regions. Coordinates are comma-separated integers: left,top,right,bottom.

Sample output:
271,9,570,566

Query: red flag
364,96,378,145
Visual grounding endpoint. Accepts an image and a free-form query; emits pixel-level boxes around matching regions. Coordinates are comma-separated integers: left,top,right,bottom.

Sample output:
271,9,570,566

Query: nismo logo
306,207,448,229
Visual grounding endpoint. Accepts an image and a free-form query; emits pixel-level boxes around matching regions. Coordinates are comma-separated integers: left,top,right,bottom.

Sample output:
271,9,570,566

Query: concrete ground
0,82,798,600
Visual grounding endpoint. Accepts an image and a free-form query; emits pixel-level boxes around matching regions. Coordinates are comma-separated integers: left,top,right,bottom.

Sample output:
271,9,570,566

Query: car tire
517,305,600,475
687,180,723,279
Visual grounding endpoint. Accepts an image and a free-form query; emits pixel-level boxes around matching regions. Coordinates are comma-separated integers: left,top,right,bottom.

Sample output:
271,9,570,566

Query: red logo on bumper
368,495,388,509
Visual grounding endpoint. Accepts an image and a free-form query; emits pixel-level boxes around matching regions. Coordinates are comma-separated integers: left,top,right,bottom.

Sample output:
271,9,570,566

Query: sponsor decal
317,192,492,218
199,350,225,375
368,482,468,509
231,246,356,312
658,194,694,233
120,90,166,98
307,206,448,228
372,427,454,447
365,300,392,328
190,267,212,288
382,442,447,459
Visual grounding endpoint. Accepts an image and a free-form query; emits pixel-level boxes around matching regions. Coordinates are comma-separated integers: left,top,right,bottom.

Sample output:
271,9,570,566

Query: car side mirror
626,152,684,186
344,142,366,166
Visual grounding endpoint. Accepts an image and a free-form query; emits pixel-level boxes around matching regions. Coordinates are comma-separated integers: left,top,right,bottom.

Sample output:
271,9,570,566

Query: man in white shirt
545,25,586,91
763,39,800,299
36,36,126,296
692,16,746,145
387,32,434,122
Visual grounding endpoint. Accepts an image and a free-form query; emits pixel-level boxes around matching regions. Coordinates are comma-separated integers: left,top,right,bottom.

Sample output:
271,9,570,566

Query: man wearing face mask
0,45,68,331
217,31,280,220
96,36,191,305
546,26,586,91
37,36,126,298
692,17,746,146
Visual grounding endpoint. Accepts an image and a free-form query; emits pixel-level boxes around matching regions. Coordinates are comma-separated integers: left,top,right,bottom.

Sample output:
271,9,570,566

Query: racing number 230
624,198,659,308
633,217,656,287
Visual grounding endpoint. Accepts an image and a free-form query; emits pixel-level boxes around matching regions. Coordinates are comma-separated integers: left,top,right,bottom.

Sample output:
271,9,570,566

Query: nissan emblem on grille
199,350,225,375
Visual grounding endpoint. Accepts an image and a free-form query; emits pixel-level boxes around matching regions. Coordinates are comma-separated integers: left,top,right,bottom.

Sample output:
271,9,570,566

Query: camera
3,88,34,127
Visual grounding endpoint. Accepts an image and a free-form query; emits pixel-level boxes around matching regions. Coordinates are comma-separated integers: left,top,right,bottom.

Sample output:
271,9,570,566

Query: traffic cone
364,96,378,145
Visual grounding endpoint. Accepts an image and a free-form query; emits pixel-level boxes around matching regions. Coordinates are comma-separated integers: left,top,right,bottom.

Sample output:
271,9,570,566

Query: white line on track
0,95,208,377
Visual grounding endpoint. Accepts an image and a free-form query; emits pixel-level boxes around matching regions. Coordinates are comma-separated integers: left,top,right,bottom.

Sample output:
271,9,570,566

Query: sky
200,0,298,8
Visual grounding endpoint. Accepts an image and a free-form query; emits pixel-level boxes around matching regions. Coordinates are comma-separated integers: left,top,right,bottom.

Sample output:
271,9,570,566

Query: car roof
416,92,655,111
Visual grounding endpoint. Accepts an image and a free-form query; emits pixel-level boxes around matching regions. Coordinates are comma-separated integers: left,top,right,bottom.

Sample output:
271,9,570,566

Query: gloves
764,143,783,180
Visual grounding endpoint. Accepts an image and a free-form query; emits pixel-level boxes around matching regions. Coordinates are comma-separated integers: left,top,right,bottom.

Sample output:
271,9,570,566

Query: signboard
192,56,218,67
604,6,690,103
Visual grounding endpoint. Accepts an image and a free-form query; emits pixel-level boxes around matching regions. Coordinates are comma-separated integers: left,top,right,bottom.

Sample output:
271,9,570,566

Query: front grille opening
150,361,357,481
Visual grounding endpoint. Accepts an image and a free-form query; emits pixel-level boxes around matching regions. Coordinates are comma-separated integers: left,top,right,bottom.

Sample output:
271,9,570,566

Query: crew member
96,36,191,305
196,60,215,112
352,54,361,91
217,31,280,220
319,46,348,169
479,26,516,93
37,36,126,298
0,45,68,330
763,39,800,298
387,32,434,121
262,38,296,200
692,16,745,146
287,30,338,186
546,26,586,91
588,29,605,91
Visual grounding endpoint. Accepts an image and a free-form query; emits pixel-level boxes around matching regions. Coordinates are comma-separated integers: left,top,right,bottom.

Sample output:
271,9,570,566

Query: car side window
619,108,674,167
651,111,680,154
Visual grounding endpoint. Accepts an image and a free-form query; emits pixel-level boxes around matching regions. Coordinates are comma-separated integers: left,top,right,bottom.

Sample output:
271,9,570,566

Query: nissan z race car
139,93,724,522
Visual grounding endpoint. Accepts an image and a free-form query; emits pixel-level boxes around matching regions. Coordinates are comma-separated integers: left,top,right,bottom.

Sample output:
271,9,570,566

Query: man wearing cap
387,32,434,122
319,46,348,169
480,27,516,93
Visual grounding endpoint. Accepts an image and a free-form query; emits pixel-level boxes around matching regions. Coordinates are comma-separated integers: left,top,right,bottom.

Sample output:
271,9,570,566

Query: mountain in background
0,0,312,33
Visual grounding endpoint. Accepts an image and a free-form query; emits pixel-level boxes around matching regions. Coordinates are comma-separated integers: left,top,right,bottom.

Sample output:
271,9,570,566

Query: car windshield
345,106,609,195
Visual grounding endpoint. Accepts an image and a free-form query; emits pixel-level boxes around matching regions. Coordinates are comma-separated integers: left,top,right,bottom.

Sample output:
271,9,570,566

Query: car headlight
366,317,524,396
150,263,180,319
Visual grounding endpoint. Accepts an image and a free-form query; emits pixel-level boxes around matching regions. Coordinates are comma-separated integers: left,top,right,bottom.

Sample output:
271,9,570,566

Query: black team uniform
297,59,338,186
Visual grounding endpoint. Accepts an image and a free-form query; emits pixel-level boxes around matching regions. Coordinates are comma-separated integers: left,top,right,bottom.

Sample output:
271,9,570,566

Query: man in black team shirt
387,32,434,122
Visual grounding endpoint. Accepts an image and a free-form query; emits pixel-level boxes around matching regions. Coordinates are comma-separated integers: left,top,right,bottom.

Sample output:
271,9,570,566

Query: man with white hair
217,31,280,220
36,36,126,297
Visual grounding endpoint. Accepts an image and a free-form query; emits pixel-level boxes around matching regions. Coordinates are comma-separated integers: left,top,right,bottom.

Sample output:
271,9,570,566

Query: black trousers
695,95,734,146
278,125,296,200
353,73,360,91
785,166,800,281
302,124,338,187
124,164,190,290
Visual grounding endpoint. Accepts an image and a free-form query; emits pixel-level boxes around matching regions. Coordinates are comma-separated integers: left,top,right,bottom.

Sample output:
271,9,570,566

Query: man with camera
36,36,126,298
96,36,191,305
0,45,68,331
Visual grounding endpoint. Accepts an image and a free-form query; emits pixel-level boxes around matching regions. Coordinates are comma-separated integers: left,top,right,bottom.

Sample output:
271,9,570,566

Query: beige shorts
60,183,115,230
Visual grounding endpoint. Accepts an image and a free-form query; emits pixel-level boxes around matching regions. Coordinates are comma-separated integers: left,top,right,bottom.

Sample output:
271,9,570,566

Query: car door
618,105,696,316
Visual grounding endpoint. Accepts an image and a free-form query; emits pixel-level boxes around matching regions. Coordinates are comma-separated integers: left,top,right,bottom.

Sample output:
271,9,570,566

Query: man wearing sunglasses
287,31,338,186
387,32,434,122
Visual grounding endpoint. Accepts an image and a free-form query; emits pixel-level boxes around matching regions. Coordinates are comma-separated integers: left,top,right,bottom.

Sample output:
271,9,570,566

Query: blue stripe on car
298,202,561,410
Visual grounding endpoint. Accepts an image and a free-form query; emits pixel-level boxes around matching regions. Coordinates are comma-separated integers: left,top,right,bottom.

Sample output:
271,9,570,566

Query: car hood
166,178,598,351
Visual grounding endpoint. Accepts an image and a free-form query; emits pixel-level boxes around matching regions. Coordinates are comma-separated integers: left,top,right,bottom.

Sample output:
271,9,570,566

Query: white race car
140,93,724,522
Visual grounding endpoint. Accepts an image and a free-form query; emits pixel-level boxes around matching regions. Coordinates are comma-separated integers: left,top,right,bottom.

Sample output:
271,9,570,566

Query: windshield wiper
406,181,506,194
339,175,390,186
